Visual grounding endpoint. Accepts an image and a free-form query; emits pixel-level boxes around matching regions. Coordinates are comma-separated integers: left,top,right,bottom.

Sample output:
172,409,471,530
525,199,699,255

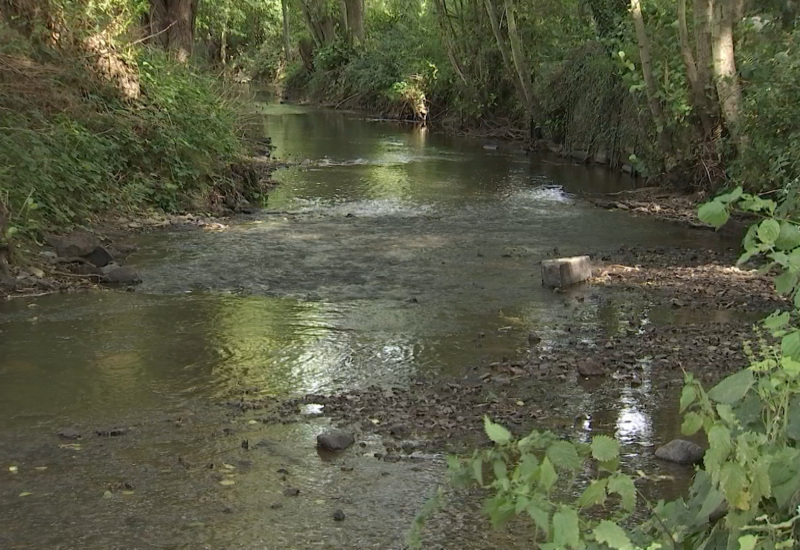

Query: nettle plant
447,189,800,549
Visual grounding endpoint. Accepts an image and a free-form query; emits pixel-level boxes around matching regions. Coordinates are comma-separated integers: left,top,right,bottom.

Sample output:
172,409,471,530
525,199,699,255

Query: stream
0,105,736,549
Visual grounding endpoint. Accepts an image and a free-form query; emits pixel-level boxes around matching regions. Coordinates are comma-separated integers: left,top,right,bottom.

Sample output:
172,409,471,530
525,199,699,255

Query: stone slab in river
541,256,592,288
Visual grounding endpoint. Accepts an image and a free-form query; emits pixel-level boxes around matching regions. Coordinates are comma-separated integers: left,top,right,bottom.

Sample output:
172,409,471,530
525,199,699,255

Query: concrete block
541,256,592,288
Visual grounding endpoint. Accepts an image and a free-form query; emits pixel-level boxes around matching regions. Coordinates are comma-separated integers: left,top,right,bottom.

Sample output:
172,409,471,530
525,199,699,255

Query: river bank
0,105,778,548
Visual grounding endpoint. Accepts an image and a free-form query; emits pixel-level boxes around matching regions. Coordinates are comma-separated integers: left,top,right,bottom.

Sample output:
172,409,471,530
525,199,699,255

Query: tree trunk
341,0,364,43
711,0,743,140
678,0,713,135
630,0,665,131
483,0,527,111
433,0,470,87
300,0,337,46
167,0,195,62
693,0,717,119
147,0,196,61
281,0,292,61
503,0,539,134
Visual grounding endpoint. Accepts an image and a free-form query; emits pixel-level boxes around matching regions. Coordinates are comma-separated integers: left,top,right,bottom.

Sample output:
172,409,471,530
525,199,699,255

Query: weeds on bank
436,191,800,548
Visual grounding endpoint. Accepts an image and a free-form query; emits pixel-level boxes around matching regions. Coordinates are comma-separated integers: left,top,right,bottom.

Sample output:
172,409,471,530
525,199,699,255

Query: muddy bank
0,159,284,300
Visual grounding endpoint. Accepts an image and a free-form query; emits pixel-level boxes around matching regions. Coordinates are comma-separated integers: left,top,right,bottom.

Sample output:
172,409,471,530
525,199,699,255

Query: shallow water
0,105,737,548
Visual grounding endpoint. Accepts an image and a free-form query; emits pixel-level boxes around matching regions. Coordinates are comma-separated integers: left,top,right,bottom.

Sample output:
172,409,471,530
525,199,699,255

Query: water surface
0,105,733,548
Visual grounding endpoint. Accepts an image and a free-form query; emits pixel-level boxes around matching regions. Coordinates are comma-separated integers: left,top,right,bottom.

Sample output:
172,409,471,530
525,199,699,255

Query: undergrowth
0,22,259,242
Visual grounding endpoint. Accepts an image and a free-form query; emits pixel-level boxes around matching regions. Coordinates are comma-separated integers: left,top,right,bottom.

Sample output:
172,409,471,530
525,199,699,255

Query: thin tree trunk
433,0,470,87
503,0,539,133
711,0,743,139
678,0,713,134
693,0,717,118
483,0,527,111
281,0,292,61
630,0,665,130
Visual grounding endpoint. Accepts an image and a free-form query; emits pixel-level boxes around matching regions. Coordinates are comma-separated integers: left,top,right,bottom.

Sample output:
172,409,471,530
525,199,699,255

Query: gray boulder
317,430,355,451
84,246,114,268
104,266,141,285
655,439,704,465
50,231,100,258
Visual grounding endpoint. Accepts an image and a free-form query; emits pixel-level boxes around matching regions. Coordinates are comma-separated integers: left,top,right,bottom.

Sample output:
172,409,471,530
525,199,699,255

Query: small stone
283,487,300,497
95,427,128,437
333,509,346,522
578,360,606,377
58,427,81,440
316,430,355,451
655,439,704,465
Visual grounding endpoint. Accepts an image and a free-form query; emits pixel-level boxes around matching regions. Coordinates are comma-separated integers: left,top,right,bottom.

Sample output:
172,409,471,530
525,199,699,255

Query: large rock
541,256,592,288
317,430,355,451
655,439,704,465
50,231,100,258
104,266,141,285
84,246,114,268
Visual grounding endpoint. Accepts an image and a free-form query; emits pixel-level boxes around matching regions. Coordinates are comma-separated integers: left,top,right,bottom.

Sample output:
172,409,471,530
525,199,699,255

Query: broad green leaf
593,520,633,550
789,248,800,270
774,270,798,294
538,457,558,492
697,486,725,521
750,457,772,501
591,435,619,462
720,461,748,510
782,330,800,360
680,385,697,412
552,506,580,549
682,412,704,435
608,474,637,512
758,219,781,245
526,500,550,536
764,311,791,331
716,186,743,204
484,416,511,445
737,535,758,550
517,453,539,480
577,479,607,507
546,441,583,471
787,396,800,441
707,369,754,404
698,200,730,228
775,221,800,251
769,449,800,507
472,457,483,486
492,459,507,485
708,424,733,458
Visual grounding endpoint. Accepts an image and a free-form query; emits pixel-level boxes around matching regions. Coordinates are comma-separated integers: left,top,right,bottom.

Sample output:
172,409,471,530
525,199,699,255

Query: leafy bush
443,190,800,549
0,35,249,238
734,24,800,193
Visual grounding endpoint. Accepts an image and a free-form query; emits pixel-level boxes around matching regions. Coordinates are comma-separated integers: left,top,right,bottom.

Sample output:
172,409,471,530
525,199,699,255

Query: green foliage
449,417,642,548
734,24,800,192
0,25,250,237
447,187,800,549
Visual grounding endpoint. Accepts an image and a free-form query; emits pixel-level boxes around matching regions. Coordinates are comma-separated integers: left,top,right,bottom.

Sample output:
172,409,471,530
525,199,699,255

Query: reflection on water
0,105,729,546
